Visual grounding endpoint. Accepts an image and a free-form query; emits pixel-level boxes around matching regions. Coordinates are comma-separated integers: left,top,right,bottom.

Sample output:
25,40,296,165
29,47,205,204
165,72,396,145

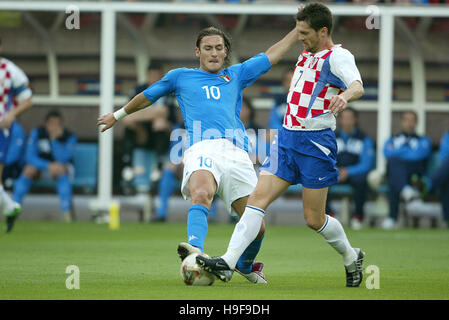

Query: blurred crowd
148,0,449,4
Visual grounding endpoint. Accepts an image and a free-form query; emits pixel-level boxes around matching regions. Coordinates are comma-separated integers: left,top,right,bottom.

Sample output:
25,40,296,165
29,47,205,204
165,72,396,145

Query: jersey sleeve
10,62,32,103
383,137,406,159
234,53,271,89
401,136,432,162
329,48,363,89
143,68,183,103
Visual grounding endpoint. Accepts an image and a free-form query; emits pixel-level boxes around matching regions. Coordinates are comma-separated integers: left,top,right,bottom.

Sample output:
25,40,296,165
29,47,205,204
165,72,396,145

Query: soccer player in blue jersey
383,111,432,229
197,3,367,287
98,26,300,283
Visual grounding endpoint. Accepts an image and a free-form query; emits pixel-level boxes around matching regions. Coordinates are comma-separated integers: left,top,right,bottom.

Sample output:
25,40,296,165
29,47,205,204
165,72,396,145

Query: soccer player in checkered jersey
0,38,33,232
197,3,367,287
98,26,300,283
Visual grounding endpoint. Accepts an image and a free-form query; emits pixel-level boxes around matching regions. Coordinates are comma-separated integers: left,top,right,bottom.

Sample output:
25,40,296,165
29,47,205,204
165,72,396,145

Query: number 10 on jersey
202,86,221,100
198,156,213,168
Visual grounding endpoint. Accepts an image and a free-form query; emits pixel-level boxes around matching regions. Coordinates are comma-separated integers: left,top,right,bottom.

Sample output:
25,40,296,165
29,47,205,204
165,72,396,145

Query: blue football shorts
261,127,338,189
0,128,11,164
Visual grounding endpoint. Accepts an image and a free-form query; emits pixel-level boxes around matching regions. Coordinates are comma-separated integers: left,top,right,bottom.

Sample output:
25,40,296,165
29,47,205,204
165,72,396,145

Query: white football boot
235,262,268,284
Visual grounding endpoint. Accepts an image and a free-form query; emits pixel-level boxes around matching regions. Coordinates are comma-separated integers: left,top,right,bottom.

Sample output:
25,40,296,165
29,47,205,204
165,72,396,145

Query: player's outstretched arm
329,80,364,115
265,26,299,66
97,92,152,132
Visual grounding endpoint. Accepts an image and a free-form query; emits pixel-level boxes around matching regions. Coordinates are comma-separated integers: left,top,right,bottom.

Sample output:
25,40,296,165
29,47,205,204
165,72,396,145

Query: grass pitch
0,221,448,300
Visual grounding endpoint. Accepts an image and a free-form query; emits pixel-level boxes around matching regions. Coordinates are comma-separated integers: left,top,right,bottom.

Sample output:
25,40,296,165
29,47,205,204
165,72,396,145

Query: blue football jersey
143,53,271,152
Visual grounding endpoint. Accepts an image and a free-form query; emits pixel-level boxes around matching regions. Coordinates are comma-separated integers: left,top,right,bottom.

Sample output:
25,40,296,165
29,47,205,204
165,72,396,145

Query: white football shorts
181,138,257,216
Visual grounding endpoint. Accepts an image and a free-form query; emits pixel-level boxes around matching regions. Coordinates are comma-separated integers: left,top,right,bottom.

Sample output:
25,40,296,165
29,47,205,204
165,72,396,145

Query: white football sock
317,215,357,266
221,206,264,270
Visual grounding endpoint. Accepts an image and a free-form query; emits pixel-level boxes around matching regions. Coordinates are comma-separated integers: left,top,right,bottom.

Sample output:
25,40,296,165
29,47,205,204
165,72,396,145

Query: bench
32,142,98,194
281,151,441,227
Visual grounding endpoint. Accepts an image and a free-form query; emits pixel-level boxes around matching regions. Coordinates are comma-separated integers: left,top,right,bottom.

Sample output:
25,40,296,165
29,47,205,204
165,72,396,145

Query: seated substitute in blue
13,110,77,222
382,110,432,228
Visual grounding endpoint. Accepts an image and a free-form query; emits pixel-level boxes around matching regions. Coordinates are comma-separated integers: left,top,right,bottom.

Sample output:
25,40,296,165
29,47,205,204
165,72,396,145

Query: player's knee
248,188,269,210
305,218,322,231
304,212,326,231
191,188,214,207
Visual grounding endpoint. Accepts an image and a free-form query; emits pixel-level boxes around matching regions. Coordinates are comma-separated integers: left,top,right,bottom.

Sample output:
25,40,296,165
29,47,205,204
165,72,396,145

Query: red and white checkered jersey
283,45,362,131
0,58,32,121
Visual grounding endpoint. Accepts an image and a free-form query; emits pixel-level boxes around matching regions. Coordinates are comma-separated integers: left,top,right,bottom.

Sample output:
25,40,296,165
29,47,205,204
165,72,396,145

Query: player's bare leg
302,187,328,230
247,171,291,211
197,172,290,281
189,170,217,208
303,186,365,287
178,170,217,261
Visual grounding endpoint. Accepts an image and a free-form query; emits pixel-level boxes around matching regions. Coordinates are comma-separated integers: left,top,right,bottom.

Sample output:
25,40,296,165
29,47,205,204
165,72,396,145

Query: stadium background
0,0,449,300
1,0,448,224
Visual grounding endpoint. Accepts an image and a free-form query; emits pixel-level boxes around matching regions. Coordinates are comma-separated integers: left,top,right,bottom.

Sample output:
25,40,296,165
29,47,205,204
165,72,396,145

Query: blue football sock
187,204,209,252
56,174,72,213
236,235,264,274
157,168,176,218
13,174,32,204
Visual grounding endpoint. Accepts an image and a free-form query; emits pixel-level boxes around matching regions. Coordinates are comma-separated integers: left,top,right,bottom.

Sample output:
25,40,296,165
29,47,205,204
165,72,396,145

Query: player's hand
328,95,348,116
97,113,116,132
0,111,15,129
338,167,349,182
48,162,67,177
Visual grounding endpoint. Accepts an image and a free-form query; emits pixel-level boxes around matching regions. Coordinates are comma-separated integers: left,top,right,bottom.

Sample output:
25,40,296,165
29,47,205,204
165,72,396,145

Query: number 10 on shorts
198,156,213,168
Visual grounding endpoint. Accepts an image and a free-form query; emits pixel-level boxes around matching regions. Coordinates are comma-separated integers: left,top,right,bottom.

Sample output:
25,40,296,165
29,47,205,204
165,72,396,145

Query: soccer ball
180,253,216,286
